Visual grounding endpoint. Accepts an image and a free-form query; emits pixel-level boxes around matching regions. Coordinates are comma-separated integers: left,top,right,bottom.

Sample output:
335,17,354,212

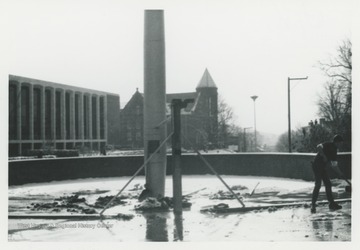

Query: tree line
218,38,352,153
276,39,351,153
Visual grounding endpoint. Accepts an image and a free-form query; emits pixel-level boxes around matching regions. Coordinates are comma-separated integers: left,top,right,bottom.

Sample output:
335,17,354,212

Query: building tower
194,68,218,148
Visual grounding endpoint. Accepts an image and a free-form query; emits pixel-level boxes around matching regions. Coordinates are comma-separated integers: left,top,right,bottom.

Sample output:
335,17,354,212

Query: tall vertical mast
143,10,167,198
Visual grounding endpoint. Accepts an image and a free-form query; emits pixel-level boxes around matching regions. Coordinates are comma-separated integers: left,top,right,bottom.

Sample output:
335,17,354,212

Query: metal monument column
144,10,167,198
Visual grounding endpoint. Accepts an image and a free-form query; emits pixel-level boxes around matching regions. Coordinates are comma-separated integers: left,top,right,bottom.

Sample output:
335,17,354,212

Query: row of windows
126,120,142,129
9,83,106,141
127,130,142,142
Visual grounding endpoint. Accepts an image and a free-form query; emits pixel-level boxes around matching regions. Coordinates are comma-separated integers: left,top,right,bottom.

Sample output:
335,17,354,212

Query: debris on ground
55,194,85,203
27,194,129,214
29,199,95,214
129,183,144,191
303,203,311,208
209,190,244,200
91,195,127,208
135,197,166,211
82,208,97,214
213,203,229,209
72,189,109,195
230,185,248,191
267,206,277,212
113,213,135,221
135,196,192,211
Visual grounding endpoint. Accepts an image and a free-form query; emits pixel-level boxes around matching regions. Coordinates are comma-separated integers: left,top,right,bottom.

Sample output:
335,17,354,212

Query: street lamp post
288,76,308,153
250,95,258,151
243,127,252,152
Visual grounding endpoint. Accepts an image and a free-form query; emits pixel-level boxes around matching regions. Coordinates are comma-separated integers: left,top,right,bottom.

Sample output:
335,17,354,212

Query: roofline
9,74,118,96
196,69,218,89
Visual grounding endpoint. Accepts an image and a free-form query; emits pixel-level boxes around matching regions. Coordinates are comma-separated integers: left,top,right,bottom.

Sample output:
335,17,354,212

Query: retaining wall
8,153,351,185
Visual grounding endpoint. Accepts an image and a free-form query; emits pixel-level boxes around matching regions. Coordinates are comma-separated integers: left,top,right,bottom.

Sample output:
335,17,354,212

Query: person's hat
333,134,344,143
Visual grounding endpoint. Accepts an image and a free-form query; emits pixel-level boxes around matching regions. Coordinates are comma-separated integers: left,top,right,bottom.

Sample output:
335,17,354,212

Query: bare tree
277,39,352,153
318,39,352,112
317,80,349,130
218,95,234,126
317,39,352,151
217,95,234,147
318,39,352,86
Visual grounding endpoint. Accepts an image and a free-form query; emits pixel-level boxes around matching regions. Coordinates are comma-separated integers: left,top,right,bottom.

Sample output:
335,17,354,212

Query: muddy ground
8,175,351,241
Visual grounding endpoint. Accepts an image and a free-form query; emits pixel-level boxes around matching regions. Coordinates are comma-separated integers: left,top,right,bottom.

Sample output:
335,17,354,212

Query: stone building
8,75,121,156
119,88,144,149
119,69,218,149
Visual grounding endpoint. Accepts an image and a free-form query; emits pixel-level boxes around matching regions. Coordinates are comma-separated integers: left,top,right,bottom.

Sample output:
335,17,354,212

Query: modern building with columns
8,75,121,156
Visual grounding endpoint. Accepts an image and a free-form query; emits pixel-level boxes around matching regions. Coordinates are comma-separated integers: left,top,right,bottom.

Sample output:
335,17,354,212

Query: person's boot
310,204,316,213
329,202,342,210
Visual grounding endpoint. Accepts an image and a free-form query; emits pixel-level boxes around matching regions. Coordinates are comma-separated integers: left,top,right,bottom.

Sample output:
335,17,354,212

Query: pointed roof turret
196,68,218,89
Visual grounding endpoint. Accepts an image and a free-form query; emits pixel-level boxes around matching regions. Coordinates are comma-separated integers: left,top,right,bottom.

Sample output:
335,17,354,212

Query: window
208,97,212,116
136,105,141,115
136,120,141,129
127,131,132,141
136,131,141,141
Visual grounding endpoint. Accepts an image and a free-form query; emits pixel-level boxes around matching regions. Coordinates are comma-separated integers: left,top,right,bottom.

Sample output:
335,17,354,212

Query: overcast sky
2,0,356,135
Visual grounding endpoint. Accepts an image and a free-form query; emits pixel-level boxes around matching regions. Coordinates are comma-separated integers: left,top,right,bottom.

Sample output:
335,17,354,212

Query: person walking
311,134,344,213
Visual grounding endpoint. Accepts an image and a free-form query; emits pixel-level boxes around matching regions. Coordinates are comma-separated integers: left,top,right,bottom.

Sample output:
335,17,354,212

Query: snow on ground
8,175,351,241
